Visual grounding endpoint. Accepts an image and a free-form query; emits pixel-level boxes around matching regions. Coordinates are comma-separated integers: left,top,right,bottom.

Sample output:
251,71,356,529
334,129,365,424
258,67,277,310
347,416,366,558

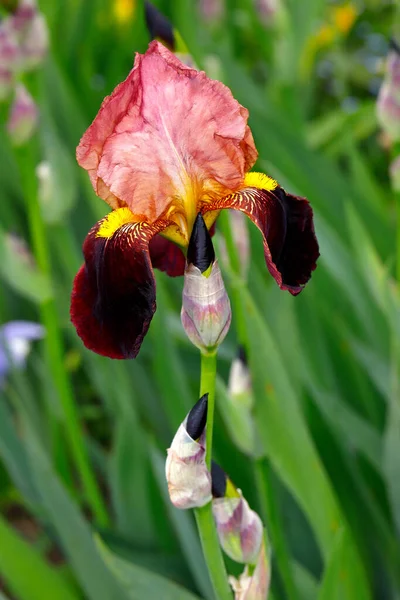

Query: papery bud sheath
229,538,271,600
181,213,231,353
165,395,212,509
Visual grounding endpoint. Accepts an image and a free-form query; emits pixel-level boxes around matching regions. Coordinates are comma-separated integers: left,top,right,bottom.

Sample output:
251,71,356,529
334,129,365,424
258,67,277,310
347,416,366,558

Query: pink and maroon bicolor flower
70,41,319,359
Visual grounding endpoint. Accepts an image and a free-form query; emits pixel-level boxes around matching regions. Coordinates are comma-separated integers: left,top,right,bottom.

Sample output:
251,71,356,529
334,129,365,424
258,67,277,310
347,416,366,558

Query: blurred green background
0,0,399,599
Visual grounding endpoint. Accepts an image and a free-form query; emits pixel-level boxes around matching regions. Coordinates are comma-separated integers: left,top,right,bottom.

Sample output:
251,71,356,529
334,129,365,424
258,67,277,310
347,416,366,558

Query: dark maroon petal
202,186,319,295
149,223,217,277
149,234,186,277
70,218,168,359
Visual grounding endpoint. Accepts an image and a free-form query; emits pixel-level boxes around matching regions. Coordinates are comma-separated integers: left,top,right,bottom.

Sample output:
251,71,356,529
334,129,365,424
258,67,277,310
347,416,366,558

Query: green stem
200,352,217,470
16,142,109,528
194,351,232,600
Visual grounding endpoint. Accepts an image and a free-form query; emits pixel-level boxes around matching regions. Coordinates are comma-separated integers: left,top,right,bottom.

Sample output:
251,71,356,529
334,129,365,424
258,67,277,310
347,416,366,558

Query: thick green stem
16,142,109,527
194,351,232,600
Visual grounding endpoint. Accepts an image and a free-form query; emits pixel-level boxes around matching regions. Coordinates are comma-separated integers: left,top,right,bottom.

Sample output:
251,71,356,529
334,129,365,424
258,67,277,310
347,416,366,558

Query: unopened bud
229,538,271,600
181,213,231,353
11,1,36,32
211,465,263,564
376,83,400,141
145,2,196,68
7,83,38,145
0,19,20,71
387,45,400,95
36,160,53,209
0,68,13,100
145,1,175,50
256,0,279,25
19,11,48,70
228,346,252,406
199,0,224,23
165,394,212,509
217,346,258,456
377,45,400,141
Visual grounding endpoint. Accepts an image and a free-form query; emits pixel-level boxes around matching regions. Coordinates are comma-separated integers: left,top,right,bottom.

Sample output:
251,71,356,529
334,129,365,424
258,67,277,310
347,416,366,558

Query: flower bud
377,44,400,141
376,82,400,141
211,463,263,564
145,1,175,51
19,11,48,70
199,0,224,23
229,538,271,600
217,346,258,456
165,394,212,509
36,160,53,209
387,44,400,95
7,83,38,146
0,68,13,100
0,19,20,71
11,0,36,32
145,2,196,68
181,213,231,353
228,346,252,406
256,0,279,25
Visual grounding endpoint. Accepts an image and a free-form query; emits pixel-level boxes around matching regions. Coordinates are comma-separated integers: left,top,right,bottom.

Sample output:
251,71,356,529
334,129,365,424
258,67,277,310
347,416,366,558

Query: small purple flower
0,320,44,385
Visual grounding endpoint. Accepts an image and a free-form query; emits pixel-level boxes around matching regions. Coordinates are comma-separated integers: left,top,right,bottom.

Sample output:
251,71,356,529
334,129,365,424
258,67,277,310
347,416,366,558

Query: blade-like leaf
0,515,79,600
318,529,371,600
96,535,202,600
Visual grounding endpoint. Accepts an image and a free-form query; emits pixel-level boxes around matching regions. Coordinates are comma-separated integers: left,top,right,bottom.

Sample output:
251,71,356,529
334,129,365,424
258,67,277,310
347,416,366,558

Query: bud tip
186,393,208,439
211,461,227,498
187,213,215,273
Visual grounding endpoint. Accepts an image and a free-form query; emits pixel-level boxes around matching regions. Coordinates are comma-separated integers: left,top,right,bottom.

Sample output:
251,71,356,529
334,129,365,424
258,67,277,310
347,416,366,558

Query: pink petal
77,41,258,226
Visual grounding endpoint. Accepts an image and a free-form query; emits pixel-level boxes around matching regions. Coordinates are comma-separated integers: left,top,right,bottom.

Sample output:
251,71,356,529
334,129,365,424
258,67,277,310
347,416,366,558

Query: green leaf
0,395,40,505
38,112,77,224
96,535,202,600
239,284,341,557
293,561,318,600
22,418,129,600
109,410,156,545
307,385,382,471
0,514,79,600
318,529,371,600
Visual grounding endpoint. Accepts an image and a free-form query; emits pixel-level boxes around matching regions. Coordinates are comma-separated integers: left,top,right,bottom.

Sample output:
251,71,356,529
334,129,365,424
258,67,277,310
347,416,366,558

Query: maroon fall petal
149,223,216,277
202,186,319,295
149,234,186,277
70,218,169,359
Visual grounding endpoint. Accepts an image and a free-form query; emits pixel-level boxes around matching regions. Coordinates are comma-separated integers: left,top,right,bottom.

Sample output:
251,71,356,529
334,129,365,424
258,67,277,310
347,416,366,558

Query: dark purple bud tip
145,1,175,50
237,345,247,366
186,393,208,440
390,38,400,56
187,213,215,273
211,461,227,498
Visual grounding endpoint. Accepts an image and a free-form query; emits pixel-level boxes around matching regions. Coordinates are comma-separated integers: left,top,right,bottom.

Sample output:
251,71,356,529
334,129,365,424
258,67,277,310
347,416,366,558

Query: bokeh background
0,0,399,599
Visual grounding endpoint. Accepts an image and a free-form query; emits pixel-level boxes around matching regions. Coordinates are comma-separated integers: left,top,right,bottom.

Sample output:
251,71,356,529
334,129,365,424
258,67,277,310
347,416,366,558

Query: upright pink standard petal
77,41,257,230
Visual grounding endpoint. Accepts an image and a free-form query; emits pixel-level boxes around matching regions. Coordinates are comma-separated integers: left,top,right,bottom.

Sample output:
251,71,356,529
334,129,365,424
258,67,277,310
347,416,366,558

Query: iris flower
70,41,318,359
